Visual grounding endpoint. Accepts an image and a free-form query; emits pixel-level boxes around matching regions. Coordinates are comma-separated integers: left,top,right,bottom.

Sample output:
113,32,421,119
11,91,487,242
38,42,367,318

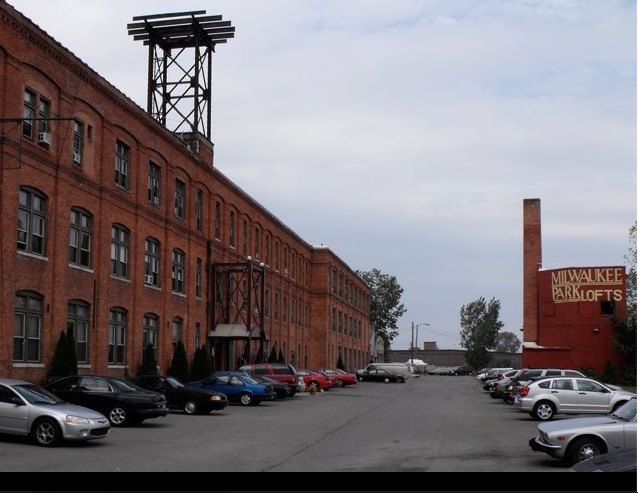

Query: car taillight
520,386,530,397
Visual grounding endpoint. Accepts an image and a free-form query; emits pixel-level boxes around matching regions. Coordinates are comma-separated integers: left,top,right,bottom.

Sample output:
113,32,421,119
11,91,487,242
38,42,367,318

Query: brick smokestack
523,198,542,343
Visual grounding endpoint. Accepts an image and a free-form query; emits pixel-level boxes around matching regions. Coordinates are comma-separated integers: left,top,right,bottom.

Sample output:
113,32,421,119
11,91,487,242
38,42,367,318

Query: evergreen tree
138,344,158,376
336,354,345,370
267,345,277,363
48,330,68,379
277,348,285,363
167,340,190,382
190,344,213,381
64,326,78,376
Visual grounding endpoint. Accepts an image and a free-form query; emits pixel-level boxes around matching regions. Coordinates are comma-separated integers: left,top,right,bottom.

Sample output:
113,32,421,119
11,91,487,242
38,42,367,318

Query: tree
357,268,407,354
495,331,521,353
64,326,78,376
459,297,504,370
190,345,213,381
167,340,190,382
336,354,345,370
610,222,637,386
267,345,277,363
138,344,158,376
47,328,78,381
277,348,285,363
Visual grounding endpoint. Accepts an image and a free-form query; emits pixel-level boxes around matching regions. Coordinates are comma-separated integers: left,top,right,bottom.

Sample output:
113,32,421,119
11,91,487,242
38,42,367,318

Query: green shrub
168,340,190,382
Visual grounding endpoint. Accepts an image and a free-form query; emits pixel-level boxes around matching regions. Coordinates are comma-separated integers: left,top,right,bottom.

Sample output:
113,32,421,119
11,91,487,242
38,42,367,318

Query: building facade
0,2,370,382
521,198,627,375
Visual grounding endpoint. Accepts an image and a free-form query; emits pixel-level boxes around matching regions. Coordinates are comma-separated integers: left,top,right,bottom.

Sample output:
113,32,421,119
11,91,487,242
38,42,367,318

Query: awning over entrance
208,324,268,340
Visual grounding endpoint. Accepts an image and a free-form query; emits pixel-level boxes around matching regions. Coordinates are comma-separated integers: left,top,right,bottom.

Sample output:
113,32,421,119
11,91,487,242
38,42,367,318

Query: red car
318,367,357,387
297,369,333,391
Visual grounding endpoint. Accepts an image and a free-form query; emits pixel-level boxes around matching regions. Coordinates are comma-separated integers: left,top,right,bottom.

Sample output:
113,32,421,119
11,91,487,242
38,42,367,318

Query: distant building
522,199,627,375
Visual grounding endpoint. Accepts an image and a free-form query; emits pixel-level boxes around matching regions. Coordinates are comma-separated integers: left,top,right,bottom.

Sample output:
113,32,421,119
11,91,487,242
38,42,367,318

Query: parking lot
0,374,630,491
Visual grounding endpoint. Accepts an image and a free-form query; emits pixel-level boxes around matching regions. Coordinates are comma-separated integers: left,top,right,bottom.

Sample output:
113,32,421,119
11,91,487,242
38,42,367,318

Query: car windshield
14,384,64,405
165,376,183,387
110,378,145,392
610,399,637,421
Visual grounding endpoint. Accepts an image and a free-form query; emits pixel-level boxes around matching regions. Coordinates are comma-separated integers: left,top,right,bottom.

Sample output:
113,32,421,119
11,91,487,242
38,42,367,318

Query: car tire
357,376,364,382
184,400,198,415
238,392,253,406
338,379,345,388
531,401,555,421
32,417,61,447
309,381,320,391
383,377,390,383
566,437,605,466
397,377,405,383
108,405,130,426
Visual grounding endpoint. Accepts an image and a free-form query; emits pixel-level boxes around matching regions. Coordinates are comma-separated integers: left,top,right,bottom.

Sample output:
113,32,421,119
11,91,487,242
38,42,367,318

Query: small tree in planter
137,344,158,376
168,340,190,382
337,354,345,371
267,345,277,363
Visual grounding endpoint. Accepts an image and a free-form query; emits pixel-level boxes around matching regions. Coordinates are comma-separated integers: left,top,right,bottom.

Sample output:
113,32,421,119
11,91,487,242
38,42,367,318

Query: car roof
0,377,33,386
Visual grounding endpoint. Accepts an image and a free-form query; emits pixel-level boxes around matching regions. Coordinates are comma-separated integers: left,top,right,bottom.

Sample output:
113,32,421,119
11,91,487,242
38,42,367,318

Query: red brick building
521,198,627,375
0,2,370,382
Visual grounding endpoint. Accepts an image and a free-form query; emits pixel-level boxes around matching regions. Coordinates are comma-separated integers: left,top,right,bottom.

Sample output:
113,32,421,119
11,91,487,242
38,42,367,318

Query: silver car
0,377,110,447
513,376,636,421
529,397,636,466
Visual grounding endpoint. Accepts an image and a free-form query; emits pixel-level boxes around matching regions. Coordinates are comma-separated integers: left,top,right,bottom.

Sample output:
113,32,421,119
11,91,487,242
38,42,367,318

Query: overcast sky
13,0,636,350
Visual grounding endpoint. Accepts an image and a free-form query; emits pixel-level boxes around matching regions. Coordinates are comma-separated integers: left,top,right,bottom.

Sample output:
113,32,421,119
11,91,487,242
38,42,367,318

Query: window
69,208,92,268
175,179,185,219
229,211,235,248
108,308,127,365
601,300,615,315
214,201,221,239
172,317,183,345
172,248,185,294
265,235,270,265
38,97,51,145
72,120,84,165
18,187,46,255
144,238,160,286
195,322,201,348
14,291,43,362
115,140,130,189
196,189,203,232
143,313,159,358
68,300,89,363
196,258,202,298
110,224,130,278
148,162,160,205
275,241,279,271
242,220,248,255
254,226,260,259
274,293,279,320
283,296,287,322
22,88,36,139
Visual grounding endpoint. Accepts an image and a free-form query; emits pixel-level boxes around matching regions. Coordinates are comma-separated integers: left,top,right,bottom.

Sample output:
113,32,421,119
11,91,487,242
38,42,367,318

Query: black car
356,368,403,383
44,375,169,427
131,374,229,414
568,448,637,472
248,374,290,399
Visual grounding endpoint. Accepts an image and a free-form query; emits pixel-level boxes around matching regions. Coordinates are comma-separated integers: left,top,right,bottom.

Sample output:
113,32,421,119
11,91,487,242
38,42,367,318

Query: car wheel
238,392,253,406
309,381,320,391
531,401,555,421
184,400,198,415
338,379,345,388
566,437,604,466
357,376,364,382
108,405,129,426
32,417,61,447
383,377,390,383
397,377,405,383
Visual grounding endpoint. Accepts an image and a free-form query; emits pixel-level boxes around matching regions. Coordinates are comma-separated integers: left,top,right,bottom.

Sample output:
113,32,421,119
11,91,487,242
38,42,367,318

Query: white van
358,363,412,381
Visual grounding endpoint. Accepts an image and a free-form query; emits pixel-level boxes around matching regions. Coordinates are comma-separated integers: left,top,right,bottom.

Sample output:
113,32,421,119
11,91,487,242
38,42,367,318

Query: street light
410,322,430,364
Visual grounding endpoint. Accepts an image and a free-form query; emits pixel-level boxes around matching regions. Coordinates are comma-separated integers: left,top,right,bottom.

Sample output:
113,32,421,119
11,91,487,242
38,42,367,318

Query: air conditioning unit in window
144,275,154,284
38,132,52,146
72,151,82,164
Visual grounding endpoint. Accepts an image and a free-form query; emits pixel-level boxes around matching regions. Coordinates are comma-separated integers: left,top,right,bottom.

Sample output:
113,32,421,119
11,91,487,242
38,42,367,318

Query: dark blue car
186,371,276,406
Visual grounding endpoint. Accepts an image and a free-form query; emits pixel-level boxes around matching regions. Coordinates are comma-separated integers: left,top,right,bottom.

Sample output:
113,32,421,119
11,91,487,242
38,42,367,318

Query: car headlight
210,395,223,401
65,415,92,425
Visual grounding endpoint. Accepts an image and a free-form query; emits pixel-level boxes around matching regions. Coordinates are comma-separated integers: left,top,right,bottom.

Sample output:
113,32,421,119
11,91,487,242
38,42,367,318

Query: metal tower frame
127,10,234,139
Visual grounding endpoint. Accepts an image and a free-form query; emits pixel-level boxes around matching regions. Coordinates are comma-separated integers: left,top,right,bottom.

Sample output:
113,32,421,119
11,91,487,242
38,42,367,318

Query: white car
0,377,110,447
514,376,636,421
529,397,636,466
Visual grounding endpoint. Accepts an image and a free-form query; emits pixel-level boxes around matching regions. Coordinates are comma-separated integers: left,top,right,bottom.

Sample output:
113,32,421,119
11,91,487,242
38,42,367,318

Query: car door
548,378,579,412
0,384,27,434
575,378,612,413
